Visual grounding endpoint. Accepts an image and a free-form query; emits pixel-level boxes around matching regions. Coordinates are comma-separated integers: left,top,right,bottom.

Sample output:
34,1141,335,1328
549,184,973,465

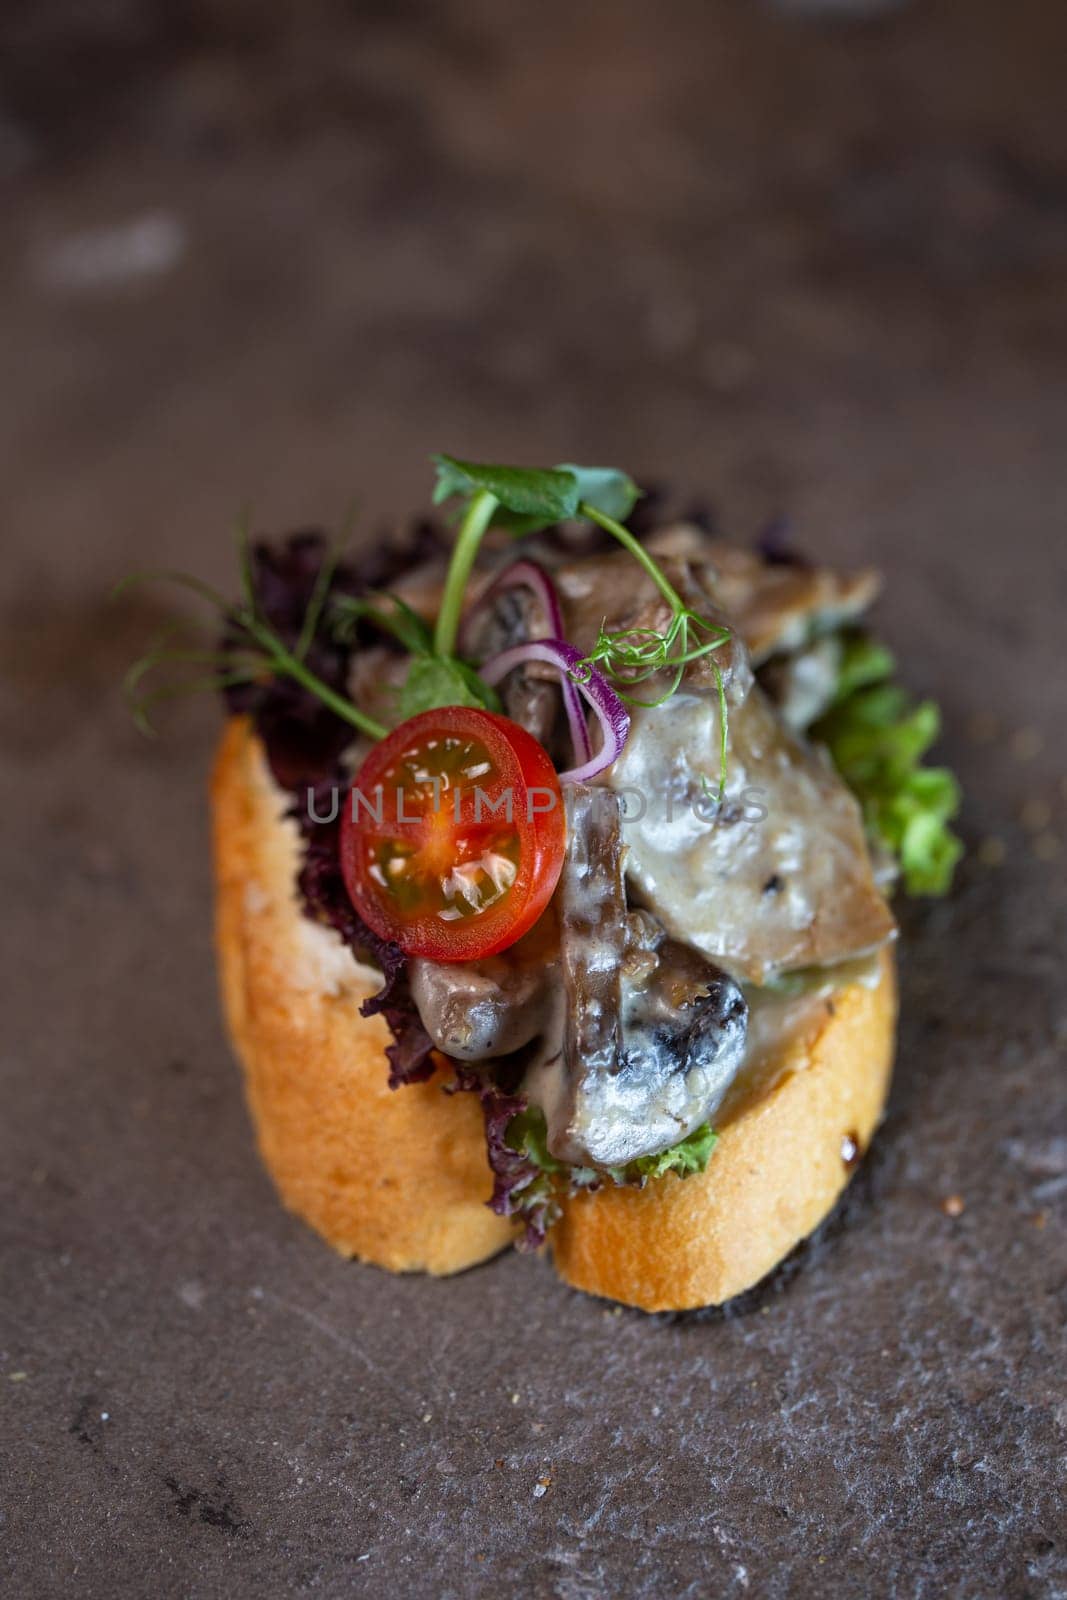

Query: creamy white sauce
604,692,894,983
718,953,882,1119
607,695,813,972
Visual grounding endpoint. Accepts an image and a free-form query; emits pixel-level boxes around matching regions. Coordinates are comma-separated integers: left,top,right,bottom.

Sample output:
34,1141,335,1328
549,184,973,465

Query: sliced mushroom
408,916,560,1062
549,534,879,672
644,527,880,664
606,677,896,983
547,544,896,982
531,784,748,1169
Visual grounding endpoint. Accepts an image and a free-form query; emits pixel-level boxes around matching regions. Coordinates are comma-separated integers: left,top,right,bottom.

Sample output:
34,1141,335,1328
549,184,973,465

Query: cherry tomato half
340,706,566,962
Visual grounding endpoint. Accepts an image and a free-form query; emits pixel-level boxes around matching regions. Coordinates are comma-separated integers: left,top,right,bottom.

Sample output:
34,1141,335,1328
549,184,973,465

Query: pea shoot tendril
570,502,732,798
116,529,388,742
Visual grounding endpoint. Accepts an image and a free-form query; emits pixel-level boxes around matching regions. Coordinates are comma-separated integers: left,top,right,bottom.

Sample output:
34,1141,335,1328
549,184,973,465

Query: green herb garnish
431,456,642,532
395,653,501,721
432,486,503,657
117,534,388,742
831,633,896,702
575,503,731,699
432,458,579,527
430,457,644,653
814,632,963,895
122,457,727,757
431,455,732,794
330,589,500,721
330,591,435,656
575,504,731,800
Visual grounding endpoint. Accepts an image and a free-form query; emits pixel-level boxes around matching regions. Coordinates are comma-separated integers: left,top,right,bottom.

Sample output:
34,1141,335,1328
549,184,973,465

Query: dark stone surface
1,3,1065,1595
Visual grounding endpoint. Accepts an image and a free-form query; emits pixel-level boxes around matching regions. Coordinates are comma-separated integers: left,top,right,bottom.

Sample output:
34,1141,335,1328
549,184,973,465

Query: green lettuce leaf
621,1121,717,1182
506,1107,717,1199
505,1105,566,1173
814,633,963,896
832,634,896,701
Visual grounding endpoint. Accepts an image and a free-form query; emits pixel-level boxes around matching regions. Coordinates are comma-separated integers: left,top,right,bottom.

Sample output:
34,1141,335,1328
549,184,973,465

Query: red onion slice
479,640,630,784
460,560,593,767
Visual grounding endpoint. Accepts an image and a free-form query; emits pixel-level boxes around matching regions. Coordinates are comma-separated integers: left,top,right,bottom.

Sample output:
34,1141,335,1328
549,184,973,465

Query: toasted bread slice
212,719,895,1307
212,717,516,1274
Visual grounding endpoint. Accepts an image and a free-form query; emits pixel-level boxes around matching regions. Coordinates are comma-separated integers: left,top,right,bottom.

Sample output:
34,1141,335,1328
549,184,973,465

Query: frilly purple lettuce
227,531,437,1088
222,533,358,790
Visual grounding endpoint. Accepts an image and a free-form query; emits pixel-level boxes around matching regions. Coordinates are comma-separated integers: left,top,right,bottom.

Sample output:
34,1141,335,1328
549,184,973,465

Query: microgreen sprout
330,591,435,656
119,455,733,796
116,531,388,741
433,488,500,657
295,538,342,661
574,608,730,800
429,458,734,798
330,585,501,720
120,619,265,736
573,503,731,799
577,608,731,702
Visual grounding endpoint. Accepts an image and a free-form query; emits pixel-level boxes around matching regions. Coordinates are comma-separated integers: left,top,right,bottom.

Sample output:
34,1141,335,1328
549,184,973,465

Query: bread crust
211,717,516,1274
211,718,896,1307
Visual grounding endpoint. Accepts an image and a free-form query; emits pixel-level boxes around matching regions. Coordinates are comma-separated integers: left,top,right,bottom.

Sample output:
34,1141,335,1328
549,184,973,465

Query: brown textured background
1,2,1065,1595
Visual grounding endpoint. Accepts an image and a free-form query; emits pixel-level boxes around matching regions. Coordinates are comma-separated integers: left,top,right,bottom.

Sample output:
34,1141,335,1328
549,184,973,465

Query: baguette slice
211,718,896,1307
212,717,516,1274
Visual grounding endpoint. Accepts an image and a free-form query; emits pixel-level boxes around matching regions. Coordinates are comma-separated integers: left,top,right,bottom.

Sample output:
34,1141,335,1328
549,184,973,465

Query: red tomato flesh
340,707,566,961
